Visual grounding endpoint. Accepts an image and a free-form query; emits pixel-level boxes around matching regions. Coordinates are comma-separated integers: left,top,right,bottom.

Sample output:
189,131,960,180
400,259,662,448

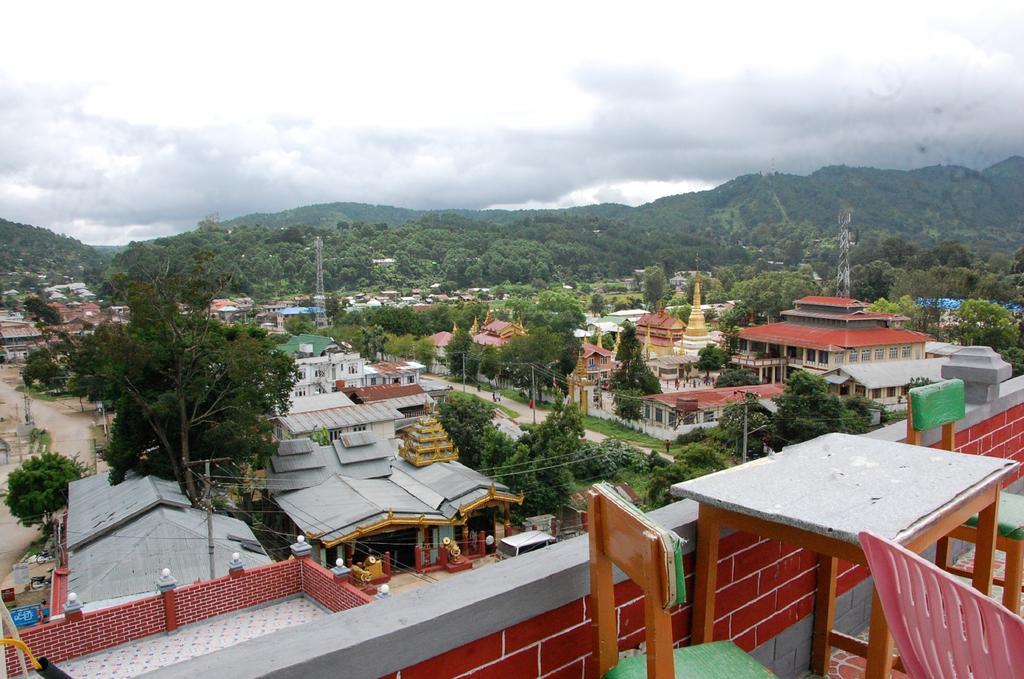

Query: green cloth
605,641,775,678
908,379,965,431
276,333,335,357
965,492,1024,540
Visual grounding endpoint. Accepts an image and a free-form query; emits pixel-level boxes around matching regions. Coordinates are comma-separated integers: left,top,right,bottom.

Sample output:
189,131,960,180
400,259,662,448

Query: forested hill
109,157,1024,296
0,218,108,289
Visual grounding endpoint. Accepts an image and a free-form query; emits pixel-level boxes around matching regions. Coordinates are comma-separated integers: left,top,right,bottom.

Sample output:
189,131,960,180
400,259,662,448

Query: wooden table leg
972,488,1001,596
1003,538,1023,615
864,588,894,679
692,505,720,645
811,555,838,676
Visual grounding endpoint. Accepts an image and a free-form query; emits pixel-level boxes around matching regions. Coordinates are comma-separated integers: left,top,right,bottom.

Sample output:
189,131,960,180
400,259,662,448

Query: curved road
0,364,103,584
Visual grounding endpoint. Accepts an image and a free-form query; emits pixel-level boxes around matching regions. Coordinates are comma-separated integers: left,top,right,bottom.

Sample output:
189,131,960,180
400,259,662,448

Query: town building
266,418,523,572
0,321,42,362
276,334,365,398
642,383,785,429
732,296,931,383
364,359,425,386
275,402,403,441
65,473,270,610
342,383,433,418
635,309,686,357
821,357,949,405
581,341,615,382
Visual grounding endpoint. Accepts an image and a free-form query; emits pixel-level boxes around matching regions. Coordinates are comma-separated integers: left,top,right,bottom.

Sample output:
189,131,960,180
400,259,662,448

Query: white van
496,530,557,559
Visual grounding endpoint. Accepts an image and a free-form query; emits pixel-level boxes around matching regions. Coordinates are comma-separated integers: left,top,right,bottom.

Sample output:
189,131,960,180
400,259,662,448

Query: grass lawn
580,415,677,452
500,388,553,410
15,385,69,402
447,391,521,419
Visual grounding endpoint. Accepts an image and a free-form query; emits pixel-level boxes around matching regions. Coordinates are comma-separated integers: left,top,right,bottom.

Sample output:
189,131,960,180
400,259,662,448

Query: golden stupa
399,410,460,467
682,272,712,355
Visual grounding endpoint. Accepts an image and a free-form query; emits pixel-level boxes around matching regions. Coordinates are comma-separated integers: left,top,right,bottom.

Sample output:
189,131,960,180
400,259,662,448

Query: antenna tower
836,209,852,298
314,236,328,328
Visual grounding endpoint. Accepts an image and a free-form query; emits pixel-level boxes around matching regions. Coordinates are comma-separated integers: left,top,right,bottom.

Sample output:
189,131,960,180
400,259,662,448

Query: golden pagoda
469,316,479,335
399,411,460,467
683,272,712,355
567,350,595,416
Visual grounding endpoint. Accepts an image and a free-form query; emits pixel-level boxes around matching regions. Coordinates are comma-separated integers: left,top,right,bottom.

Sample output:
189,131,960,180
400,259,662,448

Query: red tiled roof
472,332,506,347
343,383,426,403
794,296,866,307
738,322,931,351
637,311,684,330
482,319,512,333
645,335,677,347
645,384,785,410
582,342,614,358
429,331,453,348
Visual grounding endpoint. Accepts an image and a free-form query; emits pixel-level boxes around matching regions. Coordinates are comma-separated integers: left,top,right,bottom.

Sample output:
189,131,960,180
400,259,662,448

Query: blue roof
915,298,1023,312
280,306,324,315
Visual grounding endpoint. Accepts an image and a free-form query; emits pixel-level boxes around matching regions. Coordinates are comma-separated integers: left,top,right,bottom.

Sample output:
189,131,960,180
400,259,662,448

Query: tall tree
438,393,495,468
771,371,867,447
5,452,84,534
589,292,605,316
23,295,60,325
58,261,295,503
953,299,1020,351
609,321,661,420
697,345,728,377
643,265,667,309
499,401,582,516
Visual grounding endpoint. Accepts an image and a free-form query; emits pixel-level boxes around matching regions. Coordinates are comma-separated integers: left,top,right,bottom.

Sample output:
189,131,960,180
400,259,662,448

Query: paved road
0,364,105,585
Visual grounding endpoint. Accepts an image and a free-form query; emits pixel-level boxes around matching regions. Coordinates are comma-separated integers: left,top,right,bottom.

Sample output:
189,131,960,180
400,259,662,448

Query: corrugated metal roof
68,507,270,605
338,431,377,448
332,437,395,464
824,358,949,390
271,453,326,473
278,439,315,456
278,402,403,435
389,467,446,510
66,473,190,550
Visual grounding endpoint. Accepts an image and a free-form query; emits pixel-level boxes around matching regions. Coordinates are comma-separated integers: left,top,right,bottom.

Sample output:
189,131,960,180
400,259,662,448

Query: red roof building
643,384,785,428
581,342,615,382
734,296,931,383
635,310,685,357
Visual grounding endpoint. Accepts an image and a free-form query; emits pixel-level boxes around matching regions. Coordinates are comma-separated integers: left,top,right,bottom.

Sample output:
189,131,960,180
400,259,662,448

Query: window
407,376,415,384
644,404,651,419
704,410,716,423
806,349,816,363
889,347,899,359
861,350,871,361
886,387,897,398
848,351,858,363
655,408,663,423
901,345,912,358
350,424,367,432
874,349,884,360
871,388,882,399
348,364,358,374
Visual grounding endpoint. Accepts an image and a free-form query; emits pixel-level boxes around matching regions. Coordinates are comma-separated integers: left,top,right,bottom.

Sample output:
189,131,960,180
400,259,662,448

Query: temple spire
683,270,711,355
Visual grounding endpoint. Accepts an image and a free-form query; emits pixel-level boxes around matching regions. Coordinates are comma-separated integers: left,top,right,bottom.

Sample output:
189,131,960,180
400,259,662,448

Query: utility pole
531,365,537,424
462,353,467,392
741,396,749,465
185,457,230,580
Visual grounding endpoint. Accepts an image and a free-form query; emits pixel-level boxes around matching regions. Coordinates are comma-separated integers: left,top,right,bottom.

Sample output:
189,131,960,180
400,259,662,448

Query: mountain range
2,157,1022,296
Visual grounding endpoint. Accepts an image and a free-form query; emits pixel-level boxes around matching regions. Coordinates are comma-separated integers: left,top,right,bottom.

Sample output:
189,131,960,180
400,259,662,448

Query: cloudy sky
2,1,1022,245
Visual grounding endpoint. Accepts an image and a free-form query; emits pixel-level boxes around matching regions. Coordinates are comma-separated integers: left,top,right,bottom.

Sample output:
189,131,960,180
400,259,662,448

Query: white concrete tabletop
671,433,1018,545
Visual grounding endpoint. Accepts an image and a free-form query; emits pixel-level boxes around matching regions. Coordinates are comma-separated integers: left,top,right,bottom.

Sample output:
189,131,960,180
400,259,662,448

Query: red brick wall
299,559,374,611
395,403,1024,678
175,560,302,627
4,556,370,675
5,595,165,675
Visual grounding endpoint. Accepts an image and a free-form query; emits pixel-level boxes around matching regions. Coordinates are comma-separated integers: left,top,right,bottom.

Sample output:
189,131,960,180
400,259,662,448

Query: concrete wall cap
942,346,1012,385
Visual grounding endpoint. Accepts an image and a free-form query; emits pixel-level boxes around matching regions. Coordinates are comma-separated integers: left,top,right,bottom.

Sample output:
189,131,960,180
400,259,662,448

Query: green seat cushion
964,492,1024,540
605,641,775,678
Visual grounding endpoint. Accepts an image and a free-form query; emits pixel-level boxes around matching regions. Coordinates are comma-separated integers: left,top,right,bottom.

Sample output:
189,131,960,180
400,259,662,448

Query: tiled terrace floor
60,596,325,678
818,547,1023,679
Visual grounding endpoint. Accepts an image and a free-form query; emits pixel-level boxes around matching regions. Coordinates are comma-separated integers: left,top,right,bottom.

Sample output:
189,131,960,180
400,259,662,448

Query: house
642,383,784,429
266,416,523,571
277,334,365,397
275,402,403,441
65,473,270,610
821,357,949,405
0,321,43,362
733,296,931,383
364,359,425,386
581,342,615,382
635,309,686,357
341,383,434,418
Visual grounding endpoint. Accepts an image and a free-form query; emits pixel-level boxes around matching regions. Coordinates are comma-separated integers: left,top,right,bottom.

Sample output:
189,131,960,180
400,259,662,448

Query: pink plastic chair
859,530,1024,679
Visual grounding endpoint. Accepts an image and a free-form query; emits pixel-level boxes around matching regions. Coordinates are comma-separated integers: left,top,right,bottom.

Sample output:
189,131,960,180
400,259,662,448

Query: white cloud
0,0,1022,244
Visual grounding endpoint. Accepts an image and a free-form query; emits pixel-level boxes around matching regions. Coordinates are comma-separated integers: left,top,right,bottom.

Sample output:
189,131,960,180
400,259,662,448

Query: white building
276,334,366,398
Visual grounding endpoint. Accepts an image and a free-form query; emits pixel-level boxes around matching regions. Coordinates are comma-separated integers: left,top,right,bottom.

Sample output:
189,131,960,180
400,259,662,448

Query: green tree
952,299,1020,351
5,452,84,533
609,322,660,420
717,394,771,458
646,441,729,508
479,426,522,472
527,290,586,339
284,316,316,335
697,344,728,377
643,265,667,309
56,262,296,503
309,427,331,446
1001,347,1024,377
445,328,476,381
772,371,853,447
358,324,387,361
715,368,760,388
23,295,60,325
413,337,437,368
384,333,415,359
499,329,563,401
22,346,64,391
438,392,495,468
500,401,583,516
731,272,818,322
589,293,605,316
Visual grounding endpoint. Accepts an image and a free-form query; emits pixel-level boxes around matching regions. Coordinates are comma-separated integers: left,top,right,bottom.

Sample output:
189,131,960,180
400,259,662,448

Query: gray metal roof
332,438,393,464
824,358,948,390
338,431,377,448
278,439,315,456
266,435,399,492
278,403,403,436
67,506,270,605
66,473,190,550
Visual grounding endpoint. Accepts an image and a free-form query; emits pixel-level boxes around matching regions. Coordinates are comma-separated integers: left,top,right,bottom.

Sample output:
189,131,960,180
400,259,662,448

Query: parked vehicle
496,530,556,559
